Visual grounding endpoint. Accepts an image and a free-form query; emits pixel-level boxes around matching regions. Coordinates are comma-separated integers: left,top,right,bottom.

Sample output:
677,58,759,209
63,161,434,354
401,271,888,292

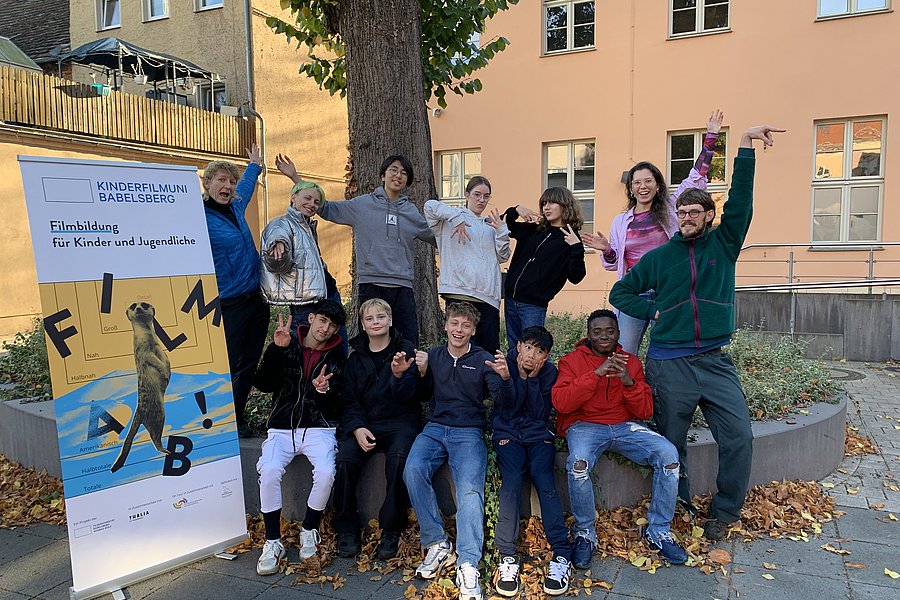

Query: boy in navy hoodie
394,302,512,600
491,326,572,596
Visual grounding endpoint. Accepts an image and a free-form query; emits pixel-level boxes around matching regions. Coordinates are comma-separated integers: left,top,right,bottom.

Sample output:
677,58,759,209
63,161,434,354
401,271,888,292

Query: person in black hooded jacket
253,300,346,575
332,299,422,559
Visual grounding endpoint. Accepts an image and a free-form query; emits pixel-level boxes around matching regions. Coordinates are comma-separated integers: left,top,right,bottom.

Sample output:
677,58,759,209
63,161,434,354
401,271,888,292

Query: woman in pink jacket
583,110,723,353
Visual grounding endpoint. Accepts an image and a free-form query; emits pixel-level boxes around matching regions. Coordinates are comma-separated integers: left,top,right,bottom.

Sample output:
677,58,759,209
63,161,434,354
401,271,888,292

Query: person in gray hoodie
277,154,435,345
424,176,510,354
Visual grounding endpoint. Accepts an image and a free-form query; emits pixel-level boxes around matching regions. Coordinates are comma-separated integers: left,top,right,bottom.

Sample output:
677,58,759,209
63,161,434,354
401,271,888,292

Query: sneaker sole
493,583,519,598
544,583,570,596
298,548,317,561
256,566,279,576
416,552,456,579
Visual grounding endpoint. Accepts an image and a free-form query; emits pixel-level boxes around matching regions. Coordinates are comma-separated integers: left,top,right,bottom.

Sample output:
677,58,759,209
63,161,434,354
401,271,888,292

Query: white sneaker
256,539,285,576
493,555,520,597
455,562,483,600
415,539,455,579
299,527,321,560
543,555,572,595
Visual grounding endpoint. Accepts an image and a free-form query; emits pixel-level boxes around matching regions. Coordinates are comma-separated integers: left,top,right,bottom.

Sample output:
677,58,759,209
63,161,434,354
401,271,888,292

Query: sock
262,509,281,541
302,506,323,531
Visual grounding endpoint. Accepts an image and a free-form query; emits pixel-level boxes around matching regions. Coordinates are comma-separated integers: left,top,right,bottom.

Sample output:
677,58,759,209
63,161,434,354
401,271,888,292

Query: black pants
332,419,420,534
444,296,500,355
358,283,418,346
221,291,270,428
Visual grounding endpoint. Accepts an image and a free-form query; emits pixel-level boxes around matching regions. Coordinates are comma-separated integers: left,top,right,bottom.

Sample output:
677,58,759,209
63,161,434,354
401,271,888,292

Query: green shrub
0,318,52,403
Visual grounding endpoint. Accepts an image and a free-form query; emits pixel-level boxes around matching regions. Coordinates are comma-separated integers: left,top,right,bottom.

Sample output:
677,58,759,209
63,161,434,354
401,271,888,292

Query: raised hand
595,353,634,386
246,143,262,166
269,240,287,261
562,224,581,246
528,354,547,378
353,427,376,452
707,109,724,135
740,125,786,149
451,222,472,244
414,349,429,377
312,363,333,393
581,231,609,252
391,351,415,378
273,313,292,348
516,205,540,223
485,351,510,380
486,208,505,230
275,153,300,181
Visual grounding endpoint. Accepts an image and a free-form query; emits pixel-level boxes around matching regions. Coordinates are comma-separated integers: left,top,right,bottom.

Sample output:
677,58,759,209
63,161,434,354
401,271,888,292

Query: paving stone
140,569,269,600
728,565,851,600
835,507,898,544
0,591,29,600
606,559,728,600
0,528,56,567
838,541,900,589
190,551,292,586
731,533,844,578
0,539,71,597
849,581,900,600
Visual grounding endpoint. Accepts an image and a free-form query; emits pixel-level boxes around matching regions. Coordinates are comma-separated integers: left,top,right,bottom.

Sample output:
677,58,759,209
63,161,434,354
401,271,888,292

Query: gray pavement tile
580,554,623,583
849,581,900,600
0,528,56,567
0,591,29,600
729,566,850,600
280,568,391,600
731,536,845,578
838,542,900,589
189,552,291,586
113,565,192,600
0,539,71,597
605,561,728,600
22,525,66,542
835,507,899,544
140,569,269,600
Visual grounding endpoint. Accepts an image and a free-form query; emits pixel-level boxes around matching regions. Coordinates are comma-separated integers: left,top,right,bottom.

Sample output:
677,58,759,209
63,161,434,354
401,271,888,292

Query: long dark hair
625,161,670,230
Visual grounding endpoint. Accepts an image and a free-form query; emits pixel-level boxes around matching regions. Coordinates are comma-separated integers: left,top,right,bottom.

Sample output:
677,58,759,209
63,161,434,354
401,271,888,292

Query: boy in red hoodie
552,309,686,568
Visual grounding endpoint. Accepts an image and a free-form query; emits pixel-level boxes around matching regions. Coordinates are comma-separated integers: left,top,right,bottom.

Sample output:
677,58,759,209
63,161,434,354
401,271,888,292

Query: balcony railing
0,65,253,157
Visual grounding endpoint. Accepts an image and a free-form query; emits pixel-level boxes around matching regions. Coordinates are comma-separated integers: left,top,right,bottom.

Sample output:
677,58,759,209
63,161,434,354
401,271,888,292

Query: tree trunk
336,0,443,347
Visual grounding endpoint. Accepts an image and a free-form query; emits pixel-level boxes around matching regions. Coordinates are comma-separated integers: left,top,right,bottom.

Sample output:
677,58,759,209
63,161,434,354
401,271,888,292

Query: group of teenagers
201,109,784,600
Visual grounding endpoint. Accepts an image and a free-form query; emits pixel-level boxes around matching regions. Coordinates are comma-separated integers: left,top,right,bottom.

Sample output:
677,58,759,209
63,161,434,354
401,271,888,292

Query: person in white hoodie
424,176,510,354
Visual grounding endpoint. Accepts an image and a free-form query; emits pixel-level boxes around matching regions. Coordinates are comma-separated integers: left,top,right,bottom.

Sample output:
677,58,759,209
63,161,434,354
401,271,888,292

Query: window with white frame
669,0,730,37
818,0,890,18
97,0,121,30
195,0,224,11
543,1,595,54
668,129,728,222
437,150,481,207
545,141,595,231
195,80,227,112
812,118,885,243
143,0,168,21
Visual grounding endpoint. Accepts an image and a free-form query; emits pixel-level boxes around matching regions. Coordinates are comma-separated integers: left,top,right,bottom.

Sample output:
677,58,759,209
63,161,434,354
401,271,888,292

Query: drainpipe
241,103,268,227
244,0,256,109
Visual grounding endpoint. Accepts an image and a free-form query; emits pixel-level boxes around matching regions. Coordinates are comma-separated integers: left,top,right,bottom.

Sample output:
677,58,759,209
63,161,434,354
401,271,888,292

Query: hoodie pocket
363,240,409,275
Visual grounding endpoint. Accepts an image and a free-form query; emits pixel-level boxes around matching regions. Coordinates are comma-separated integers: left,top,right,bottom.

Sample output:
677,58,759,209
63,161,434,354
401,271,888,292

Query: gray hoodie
317,187,435,288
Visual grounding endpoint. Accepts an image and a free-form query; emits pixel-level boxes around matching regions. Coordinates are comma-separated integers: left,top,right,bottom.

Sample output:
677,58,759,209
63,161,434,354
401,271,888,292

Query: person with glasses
424,176,510,354
609,124,785,543
583,110,724,354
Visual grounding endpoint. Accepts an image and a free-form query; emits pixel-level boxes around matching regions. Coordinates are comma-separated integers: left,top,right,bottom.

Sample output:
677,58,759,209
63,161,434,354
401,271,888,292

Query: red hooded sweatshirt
551,340,653,436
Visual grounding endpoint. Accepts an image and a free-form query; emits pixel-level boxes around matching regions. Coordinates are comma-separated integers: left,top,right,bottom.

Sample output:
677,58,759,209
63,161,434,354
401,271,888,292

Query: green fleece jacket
609,147,756,348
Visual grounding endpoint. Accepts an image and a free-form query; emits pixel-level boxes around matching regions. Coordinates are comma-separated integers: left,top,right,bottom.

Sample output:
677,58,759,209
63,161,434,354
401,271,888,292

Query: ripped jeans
566,421,679,542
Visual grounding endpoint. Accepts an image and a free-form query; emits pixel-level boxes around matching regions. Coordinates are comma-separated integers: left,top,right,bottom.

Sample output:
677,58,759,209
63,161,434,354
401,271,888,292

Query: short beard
682,220,711,239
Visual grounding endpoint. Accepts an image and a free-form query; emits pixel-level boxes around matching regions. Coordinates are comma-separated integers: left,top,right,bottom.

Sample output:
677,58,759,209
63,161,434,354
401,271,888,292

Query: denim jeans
504,299,547,350
616,290,655,355
290,289,349,357
494,439,571,560
403,423,487,566
566,421,679,542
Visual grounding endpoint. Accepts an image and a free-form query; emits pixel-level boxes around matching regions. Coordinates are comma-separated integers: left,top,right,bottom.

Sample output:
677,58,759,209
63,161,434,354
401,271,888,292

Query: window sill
815,8,892,22
541,46,596,58
96,25,121,32
195,5,224,12
142,16,170,23
808,244,883,252
667,28,731,41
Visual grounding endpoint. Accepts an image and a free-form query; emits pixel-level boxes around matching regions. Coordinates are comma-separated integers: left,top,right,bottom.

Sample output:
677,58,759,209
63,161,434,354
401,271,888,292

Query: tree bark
336,0,442,347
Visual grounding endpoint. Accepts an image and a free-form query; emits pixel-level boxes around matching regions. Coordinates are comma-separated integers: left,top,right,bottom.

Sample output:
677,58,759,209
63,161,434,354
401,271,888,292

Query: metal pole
787,250,794,284
868,249,874,295
789,291,796,341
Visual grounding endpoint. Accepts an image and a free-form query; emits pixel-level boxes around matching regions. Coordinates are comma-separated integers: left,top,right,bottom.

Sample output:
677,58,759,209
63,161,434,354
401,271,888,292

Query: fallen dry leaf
0,454,66,528
845,427,879,457
821,544,851,556
846,563,867,569
762,562,777,570
762,573,775,580
708,549,732,565
885,568,900,579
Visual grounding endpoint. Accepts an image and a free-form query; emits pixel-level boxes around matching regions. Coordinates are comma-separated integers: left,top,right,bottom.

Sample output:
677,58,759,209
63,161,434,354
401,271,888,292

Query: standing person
396,302,513,600
609,125,785,541
202,144,269,438
424,176,510,354
253,300,347,575
277,154,435,345
583,110,724,354
503,187,587,349
332,299,421,560
552,310,686,569
261,168,348,355
491,326,573,597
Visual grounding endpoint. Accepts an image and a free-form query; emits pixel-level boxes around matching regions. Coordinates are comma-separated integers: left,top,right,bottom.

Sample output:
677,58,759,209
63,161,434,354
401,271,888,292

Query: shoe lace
497,559,518,580
547,558,569,581
302,529,320,544
458,563,479,588
423,543,444,565
263,540,282,557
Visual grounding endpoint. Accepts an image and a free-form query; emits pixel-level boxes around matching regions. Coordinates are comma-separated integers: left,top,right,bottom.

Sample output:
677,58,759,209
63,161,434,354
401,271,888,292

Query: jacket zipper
511,232,552,299
688,241,701,347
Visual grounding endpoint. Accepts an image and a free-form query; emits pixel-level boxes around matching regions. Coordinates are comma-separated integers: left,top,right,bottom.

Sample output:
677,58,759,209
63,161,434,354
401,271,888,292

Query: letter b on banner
163,436,193,476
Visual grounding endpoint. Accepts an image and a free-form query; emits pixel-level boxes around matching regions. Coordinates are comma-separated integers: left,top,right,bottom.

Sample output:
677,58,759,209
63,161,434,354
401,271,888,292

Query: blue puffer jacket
204,163,262,299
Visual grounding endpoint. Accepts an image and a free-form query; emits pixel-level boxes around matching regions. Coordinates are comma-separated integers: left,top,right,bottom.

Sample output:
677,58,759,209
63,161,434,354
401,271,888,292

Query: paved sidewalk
1,362,898,600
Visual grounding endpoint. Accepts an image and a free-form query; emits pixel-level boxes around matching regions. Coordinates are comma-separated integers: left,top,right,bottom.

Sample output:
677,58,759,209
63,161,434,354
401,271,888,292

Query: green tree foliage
267,0,518,107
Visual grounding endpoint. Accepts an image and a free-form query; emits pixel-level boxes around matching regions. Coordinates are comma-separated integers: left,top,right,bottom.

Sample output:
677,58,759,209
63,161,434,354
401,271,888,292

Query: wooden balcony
0,65,253,157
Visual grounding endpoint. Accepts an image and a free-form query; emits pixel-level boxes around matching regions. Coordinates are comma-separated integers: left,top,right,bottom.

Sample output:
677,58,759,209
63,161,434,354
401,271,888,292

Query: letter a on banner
17,156,247,600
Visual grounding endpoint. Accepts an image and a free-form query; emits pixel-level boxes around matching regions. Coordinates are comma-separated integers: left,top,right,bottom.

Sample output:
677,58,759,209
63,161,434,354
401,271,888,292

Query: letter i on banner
17,156,246,600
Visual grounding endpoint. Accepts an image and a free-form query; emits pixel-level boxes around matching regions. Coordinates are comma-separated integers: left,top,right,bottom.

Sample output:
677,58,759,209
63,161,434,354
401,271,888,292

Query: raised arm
669,110,724,205
231,143,263,215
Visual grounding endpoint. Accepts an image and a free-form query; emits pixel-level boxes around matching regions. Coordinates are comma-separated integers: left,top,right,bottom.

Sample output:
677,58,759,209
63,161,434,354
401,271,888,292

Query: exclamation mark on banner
195,391,213,430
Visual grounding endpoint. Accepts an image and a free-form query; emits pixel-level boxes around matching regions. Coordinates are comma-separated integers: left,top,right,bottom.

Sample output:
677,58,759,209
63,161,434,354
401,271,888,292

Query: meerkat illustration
110,302,171,473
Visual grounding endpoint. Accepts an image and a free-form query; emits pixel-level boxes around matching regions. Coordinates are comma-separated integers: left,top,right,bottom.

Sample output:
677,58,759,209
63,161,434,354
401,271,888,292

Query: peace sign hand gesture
562,224,581,246
273,314,292,348
312,364,333,393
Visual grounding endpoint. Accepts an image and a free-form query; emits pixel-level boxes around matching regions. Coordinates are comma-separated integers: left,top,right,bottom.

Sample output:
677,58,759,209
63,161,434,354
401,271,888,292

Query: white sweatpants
256,428,337,513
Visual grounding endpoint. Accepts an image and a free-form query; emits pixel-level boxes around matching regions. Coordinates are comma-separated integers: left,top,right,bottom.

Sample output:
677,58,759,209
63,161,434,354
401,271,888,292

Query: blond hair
445,301,480,327
202,160,241,187
359,298,392,320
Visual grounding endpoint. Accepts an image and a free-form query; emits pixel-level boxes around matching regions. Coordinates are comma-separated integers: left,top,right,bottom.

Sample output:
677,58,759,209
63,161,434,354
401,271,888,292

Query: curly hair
624,161,671,230
537,186,584,231
445,301,480,327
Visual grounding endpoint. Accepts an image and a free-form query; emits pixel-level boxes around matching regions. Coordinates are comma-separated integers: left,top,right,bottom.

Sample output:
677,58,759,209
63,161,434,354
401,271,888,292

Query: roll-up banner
17,156,247,600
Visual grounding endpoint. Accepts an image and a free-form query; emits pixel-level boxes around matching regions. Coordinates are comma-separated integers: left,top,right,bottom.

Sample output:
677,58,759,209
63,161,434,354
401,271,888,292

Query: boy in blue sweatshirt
491,326,572,597
394,302,512,600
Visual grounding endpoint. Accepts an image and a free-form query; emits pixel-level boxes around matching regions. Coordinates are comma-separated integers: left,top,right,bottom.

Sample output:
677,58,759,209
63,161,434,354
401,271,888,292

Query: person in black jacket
491,326,572,597
503,187,587,349
332,299,421,559
252,300,346,576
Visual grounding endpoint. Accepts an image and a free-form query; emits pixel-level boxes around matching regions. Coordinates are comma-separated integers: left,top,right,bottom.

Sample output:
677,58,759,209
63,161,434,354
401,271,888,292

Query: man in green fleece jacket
609,124,785,542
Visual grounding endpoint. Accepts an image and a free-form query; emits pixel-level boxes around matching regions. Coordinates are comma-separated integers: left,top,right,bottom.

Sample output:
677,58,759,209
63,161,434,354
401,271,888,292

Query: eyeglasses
676,209,707,219
468,191,491,201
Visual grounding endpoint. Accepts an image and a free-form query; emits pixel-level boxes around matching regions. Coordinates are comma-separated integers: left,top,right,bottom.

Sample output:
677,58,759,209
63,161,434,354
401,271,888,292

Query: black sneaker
543,555,572,595
703,518,730,541
642,527,688,564
492,556,519,597
377,531,400,559
337,531,361,557
571,535,594,569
